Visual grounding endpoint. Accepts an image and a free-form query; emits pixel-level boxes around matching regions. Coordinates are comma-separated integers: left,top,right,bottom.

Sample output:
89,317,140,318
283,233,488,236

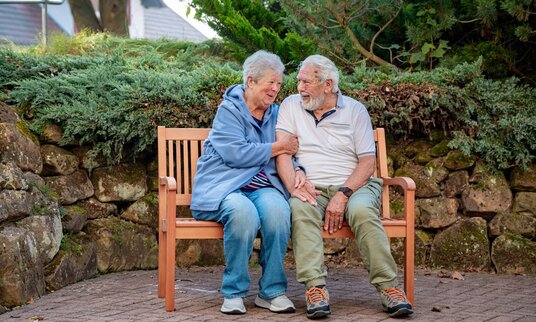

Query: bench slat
173,218,408,239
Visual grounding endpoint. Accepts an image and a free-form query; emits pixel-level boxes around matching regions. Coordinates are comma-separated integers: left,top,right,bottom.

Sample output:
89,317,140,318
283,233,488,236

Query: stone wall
1,102,535,310
0,103,162,310
384,138,536,275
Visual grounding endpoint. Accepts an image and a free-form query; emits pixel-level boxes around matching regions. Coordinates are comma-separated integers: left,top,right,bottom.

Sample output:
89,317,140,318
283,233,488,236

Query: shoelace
383,288,405,302
306,287,328,304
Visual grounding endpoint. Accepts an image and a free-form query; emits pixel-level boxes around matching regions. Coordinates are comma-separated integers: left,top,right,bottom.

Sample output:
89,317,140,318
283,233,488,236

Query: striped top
241,170,274,192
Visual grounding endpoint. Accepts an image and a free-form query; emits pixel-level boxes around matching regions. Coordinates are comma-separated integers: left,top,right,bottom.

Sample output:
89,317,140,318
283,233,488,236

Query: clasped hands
290,171,348,234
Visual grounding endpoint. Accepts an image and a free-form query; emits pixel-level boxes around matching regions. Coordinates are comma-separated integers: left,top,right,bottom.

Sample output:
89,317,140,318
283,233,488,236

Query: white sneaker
255,294,295,313
220,297,246,314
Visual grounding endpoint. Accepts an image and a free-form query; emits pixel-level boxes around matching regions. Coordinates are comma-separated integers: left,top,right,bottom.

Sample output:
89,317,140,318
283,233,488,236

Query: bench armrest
159,176,177,191
158,176,177,233
381,176,416,191
380,176,416,223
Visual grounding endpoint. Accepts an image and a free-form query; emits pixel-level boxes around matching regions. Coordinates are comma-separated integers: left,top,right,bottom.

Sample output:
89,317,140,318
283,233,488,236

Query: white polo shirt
276,92,375,186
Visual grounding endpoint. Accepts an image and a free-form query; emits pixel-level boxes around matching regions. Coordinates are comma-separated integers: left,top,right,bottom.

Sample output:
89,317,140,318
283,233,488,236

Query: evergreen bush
0,34,534,170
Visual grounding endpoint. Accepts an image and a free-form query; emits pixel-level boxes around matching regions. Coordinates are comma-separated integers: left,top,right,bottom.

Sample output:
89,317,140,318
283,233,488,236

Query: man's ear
324,79,333,93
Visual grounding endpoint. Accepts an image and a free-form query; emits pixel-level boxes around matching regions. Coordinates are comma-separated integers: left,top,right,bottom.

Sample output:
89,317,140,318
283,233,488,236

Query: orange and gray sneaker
379,287,413,318
305,285,330,319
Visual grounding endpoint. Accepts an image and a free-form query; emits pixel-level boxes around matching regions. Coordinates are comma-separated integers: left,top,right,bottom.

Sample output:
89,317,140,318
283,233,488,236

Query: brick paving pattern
2,267,536,321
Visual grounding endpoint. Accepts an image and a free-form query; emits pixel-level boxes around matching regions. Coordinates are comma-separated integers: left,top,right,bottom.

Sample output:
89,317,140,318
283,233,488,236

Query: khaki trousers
290,178,399,290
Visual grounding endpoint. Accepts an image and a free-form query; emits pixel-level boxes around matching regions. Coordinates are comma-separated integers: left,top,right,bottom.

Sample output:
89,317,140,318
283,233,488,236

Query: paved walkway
2,266,536,321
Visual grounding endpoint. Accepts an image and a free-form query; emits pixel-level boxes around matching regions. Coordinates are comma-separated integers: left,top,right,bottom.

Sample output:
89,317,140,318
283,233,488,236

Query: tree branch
369,7,401,55
326,0,395,68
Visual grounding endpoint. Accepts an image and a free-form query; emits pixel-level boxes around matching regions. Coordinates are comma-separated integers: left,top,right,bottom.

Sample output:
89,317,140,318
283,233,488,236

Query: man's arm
324,155,376,234
275,131,318,205
271,134,299,157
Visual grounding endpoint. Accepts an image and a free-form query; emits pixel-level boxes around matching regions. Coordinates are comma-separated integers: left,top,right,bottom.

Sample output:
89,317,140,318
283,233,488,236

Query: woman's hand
272,133,298,156
282,134,299,155
290,179,320,206
294,169,306,189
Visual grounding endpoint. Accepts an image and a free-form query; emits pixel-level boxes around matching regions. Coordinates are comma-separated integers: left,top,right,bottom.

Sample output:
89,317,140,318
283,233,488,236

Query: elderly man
276,55,413,319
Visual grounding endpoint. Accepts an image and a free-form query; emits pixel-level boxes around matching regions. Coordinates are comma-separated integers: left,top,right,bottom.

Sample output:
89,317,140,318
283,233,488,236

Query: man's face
297,65,328,111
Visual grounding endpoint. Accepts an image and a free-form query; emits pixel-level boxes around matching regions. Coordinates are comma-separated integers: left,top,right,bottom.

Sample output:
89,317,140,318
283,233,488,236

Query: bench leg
165,232,176,311
157,227,166,298
164,192,177,312
404,232,415,305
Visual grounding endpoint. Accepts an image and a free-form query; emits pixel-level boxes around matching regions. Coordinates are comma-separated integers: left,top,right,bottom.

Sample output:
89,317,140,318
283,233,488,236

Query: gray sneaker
379,287,413,318
254,294,295,313
305,286,330,319
220,297,246,314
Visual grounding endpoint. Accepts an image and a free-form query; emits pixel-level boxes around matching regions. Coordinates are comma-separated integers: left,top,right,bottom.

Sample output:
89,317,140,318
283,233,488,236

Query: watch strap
338,186,353,198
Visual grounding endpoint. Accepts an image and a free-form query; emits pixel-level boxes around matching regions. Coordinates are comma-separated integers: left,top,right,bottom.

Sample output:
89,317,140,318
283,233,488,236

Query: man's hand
324,192,348,234
290,180,320,206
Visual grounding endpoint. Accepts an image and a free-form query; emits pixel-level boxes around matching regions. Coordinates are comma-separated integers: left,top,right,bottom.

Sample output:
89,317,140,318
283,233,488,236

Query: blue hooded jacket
190,84,289,212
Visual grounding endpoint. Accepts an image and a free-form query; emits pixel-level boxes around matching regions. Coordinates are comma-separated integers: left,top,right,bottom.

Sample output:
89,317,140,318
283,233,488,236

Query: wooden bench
157,126,416,312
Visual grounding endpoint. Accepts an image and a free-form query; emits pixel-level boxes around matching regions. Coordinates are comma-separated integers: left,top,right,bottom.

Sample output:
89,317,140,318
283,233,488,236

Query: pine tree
188,0,315,66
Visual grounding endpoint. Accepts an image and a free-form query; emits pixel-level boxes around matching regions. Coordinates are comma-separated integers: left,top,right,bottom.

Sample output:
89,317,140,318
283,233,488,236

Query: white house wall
129,0,145,38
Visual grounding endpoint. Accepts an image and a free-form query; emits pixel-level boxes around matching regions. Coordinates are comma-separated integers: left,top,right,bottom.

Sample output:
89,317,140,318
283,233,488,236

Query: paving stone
1,267,536,321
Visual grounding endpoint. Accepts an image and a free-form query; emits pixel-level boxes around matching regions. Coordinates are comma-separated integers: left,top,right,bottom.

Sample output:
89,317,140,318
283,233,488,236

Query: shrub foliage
0,34,535,170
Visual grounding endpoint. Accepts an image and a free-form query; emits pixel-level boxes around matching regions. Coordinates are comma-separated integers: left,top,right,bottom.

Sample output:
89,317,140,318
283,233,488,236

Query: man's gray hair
243,50,285,86
300,55,340,93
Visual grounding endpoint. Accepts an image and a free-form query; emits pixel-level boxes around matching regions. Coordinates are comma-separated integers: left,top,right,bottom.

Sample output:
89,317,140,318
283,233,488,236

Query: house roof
0,3,63,45
0,1,208,45
144,4,207,42
141,0,164,8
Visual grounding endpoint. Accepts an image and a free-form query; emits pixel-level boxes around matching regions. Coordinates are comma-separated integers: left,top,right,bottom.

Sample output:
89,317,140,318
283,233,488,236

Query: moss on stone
15,120,39,144
145,193,158,205
430,140,450,157
415,230,433,244
66,205,87,215
110,218,133,246
404,139,431,158
445,150,475,170
394,168,410,177
390,199,404,214
415,153,432,165
30,203,51,216
503,233,535,252
59,234,83,256
431,218,490,271
30,182,59,200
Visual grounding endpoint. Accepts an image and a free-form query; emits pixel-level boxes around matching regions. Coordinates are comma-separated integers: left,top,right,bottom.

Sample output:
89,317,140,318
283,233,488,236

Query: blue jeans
192,187,291,299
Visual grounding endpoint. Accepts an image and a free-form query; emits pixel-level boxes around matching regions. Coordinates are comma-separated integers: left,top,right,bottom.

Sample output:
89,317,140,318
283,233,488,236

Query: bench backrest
157,127,391,218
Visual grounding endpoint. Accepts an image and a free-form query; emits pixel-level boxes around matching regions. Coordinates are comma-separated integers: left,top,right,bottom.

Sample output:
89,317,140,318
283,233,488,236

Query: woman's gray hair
300,55,339,93
243,50,285,86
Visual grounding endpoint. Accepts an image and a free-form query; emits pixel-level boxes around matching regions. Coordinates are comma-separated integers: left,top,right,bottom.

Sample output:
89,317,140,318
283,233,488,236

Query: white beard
301,95,324,111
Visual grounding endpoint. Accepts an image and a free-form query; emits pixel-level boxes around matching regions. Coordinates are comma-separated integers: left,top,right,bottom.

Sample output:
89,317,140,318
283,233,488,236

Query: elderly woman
190,51,299,315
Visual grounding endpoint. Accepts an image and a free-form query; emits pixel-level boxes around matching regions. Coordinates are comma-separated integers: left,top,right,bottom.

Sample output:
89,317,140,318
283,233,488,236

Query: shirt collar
335,90,344,109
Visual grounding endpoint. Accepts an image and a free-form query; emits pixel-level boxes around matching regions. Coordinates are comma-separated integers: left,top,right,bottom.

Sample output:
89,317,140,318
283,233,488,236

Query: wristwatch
338,186,353,198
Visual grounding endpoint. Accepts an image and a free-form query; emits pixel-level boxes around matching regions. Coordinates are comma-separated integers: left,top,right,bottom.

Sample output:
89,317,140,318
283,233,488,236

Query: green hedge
0,34,534,170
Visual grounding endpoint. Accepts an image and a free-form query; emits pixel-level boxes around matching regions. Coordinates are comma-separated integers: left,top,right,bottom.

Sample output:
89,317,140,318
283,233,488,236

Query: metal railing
0,0,65,47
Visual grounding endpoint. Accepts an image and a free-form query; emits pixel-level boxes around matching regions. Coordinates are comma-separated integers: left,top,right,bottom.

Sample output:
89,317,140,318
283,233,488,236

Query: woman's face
246,69,283,110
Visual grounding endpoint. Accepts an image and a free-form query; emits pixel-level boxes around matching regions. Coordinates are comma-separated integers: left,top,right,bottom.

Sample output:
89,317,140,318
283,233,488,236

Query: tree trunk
68,0,102,33
99,0,129,37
